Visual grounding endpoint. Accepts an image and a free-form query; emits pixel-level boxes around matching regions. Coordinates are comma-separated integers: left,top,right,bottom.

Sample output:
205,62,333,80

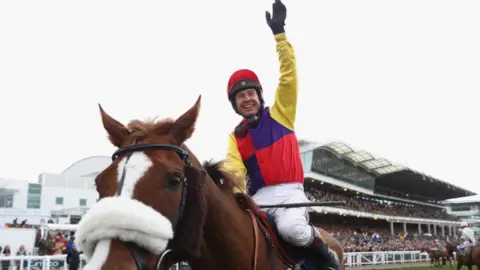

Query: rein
247,210,260,270
112,140,191,270
258,201,346,208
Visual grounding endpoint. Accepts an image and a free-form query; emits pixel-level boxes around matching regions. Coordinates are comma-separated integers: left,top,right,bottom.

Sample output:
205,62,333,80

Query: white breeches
253,183,317,247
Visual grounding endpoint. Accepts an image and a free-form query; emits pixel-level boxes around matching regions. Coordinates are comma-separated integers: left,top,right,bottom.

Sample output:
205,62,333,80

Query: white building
0,156,110,226
444,194,480,232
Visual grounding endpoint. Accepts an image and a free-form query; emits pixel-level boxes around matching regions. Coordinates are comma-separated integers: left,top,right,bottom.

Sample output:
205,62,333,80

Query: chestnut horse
472,245,480,269
446,237,478,270
421,246,452,268
75,96,343,270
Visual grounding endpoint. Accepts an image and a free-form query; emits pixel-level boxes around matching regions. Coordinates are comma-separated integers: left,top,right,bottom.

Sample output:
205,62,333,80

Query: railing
0,251,430,269
343,251,430,267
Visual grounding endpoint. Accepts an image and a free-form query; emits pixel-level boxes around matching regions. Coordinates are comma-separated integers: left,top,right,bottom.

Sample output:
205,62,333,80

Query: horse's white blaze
83,239,111,270
117,152,153,198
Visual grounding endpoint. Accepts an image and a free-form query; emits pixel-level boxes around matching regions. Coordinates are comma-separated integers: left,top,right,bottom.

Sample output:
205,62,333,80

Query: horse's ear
170,96,201,144
98,104,129,148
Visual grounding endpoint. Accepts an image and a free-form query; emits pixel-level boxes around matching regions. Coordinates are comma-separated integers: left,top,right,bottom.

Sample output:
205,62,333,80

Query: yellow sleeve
269,33,298,130
224,133,247,193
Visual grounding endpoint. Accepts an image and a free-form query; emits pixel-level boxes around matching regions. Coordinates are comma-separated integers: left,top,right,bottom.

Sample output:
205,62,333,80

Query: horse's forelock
127,118,175,138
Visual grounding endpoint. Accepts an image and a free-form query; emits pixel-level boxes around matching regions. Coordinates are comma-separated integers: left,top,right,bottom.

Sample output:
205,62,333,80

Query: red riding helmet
227,69,263,101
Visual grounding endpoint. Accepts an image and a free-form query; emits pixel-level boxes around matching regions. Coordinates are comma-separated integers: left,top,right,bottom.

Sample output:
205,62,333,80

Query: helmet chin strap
235,111,262,137
246,114,259,124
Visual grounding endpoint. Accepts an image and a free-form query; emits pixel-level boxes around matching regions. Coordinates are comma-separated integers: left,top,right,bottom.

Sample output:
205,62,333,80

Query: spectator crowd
0,228,80,270
305,186,456,220
322,223,451,253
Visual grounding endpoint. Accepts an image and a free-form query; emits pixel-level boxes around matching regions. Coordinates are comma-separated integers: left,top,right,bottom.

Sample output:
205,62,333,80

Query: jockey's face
235,88,261,118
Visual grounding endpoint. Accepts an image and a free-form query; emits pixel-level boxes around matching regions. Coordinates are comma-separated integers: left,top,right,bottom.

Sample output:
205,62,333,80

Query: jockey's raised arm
269,33,298,130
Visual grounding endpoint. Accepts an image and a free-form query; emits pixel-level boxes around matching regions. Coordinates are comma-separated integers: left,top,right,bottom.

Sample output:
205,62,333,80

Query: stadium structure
299,140,476,236
0,156,108,226
444,194,480,232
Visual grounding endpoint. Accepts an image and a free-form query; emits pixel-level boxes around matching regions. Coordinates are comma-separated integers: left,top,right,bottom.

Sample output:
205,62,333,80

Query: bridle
111,139,191,270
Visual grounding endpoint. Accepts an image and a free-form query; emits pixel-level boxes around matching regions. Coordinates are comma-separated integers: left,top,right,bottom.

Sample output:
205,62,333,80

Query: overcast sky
0,0,479,194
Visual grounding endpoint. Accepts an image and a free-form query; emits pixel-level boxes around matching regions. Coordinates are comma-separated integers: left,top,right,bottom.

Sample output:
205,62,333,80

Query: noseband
112,140,191,270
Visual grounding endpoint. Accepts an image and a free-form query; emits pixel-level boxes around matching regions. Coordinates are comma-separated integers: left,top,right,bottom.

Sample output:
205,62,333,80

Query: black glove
265,0,287,35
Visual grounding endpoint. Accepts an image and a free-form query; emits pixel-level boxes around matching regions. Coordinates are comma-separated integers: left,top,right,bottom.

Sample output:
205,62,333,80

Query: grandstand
444,194,480,232
300,140,474,201
299,140,476,252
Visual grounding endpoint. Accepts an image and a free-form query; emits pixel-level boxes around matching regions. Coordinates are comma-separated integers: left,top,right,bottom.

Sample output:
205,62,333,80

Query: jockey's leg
274,183,340,270
308,226,341,270
457,241,470,256
252,185,278,216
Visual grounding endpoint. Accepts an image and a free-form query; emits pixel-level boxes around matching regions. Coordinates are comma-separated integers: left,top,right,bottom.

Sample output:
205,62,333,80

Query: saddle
256,211,325,270
430,248,440,257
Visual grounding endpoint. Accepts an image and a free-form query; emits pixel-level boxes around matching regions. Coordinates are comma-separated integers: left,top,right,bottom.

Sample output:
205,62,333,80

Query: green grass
398,267,433,270
398,263,472,270
354,264,464,270
346,263,452,270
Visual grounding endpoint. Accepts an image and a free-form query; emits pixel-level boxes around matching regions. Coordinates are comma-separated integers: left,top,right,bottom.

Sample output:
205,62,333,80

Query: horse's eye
166,175,182,190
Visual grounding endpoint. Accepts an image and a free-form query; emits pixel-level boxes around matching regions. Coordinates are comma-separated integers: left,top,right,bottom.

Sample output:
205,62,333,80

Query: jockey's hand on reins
265,0,286,35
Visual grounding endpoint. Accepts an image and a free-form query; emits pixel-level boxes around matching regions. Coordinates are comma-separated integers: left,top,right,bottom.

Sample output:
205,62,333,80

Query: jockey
459,221,475,246
223,1,340,269
432,239,440,249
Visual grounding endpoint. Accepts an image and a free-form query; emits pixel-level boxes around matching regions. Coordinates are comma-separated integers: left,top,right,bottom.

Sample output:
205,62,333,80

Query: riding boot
308,236,340,270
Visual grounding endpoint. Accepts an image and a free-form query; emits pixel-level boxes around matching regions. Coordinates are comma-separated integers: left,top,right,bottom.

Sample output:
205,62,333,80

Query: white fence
0,251,430,269
344,251,430,267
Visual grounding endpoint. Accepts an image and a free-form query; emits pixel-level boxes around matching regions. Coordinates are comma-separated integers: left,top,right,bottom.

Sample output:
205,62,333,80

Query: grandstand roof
321,142,407,175
62,155,111,179
444,194,480,204
301,141,476,201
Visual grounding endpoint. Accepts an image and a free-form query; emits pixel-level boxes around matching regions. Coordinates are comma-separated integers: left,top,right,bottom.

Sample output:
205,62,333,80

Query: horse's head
76,96,207,270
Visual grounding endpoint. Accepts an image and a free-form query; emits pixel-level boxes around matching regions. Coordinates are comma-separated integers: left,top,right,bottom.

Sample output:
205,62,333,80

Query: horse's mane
202,160,237,190
202,160,259,213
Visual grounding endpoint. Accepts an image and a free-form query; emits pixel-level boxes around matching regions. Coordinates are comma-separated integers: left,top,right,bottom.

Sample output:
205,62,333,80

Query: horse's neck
194,186,254,269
